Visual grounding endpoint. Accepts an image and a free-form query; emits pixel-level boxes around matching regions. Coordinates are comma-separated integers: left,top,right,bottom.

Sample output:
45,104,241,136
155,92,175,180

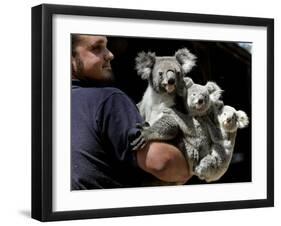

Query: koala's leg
131,115,180,151
182,138,199,171
195,144,232,182
194,153,217,181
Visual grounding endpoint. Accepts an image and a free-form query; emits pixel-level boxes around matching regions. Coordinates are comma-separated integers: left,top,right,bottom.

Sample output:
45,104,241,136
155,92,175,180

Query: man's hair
71,34,80,57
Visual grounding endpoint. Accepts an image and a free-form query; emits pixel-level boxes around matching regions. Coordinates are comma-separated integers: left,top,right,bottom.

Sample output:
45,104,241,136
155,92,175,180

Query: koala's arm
146,114,180,140
131,114,181,151
204,116,224,144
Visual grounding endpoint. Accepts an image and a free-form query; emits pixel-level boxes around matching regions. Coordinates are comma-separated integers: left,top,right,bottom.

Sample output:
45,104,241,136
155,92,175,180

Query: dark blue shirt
71,82,149,189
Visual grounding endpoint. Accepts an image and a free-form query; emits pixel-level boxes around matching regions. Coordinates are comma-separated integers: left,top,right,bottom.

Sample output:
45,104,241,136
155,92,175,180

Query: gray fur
199,105,249,181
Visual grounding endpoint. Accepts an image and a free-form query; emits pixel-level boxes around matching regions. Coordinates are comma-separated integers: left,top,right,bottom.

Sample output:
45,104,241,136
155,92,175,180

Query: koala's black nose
198,98,204,105
227,118,232,123
168,78,176,85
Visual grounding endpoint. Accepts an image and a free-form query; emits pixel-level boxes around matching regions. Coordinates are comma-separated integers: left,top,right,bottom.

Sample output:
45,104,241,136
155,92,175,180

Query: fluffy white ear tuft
135,51,155,80
236,110,249,128
183,77,194,89
182,62,196,74
206,82,223,102
175,48,197,74
141,68,152,79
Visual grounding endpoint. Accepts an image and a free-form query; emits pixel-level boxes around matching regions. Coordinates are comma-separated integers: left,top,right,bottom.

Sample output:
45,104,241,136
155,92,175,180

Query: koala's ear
135,51,156,80
236,110,249,128
214,100,224,113
183,77,194,89
206,81,223,102
175,48,197,75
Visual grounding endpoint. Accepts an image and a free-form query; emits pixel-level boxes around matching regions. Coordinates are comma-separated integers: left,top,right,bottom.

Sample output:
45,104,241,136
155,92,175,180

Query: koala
132,77,224,182
198,105,249,182
135,48,196,125
182,77,223,117
179,77,225,176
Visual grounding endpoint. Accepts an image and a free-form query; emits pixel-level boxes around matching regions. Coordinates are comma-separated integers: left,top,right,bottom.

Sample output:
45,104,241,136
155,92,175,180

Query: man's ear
236,110,249,128
72,56,77,77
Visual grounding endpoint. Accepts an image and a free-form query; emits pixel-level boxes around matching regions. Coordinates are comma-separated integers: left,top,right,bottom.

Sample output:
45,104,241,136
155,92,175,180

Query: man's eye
92,45,103,52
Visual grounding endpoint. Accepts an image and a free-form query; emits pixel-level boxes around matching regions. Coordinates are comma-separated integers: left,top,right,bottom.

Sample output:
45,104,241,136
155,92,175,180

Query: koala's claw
136,121,150,129
131,135,147,151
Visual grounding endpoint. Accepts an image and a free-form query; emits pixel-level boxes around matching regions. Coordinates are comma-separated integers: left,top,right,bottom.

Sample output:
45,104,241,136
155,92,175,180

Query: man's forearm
136,142,192,183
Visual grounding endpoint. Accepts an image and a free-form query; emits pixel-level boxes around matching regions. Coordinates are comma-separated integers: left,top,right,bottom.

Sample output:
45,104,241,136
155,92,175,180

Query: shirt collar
72,79,115,88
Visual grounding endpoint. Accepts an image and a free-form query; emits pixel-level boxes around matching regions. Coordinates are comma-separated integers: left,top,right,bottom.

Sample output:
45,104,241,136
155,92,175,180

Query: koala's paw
195,156,220,182
130,122,151,151
194,165,208,181
223,140,232,149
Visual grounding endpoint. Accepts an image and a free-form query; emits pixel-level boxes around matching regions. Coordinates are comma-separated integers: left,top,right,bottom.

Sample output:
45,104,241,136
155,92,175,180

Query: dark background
107,36,252,185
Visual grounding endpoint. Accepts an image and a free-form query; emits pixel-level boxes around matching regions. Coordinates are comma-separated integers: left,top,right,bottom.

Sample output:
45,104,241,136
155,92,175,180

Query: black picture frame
31,3,274,222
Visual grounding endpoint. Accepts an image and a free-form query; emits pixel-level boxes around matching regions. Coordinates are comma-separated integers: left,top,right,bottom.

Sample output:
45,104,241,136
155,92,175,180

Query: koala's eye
192,93,196,96
159,71,163,76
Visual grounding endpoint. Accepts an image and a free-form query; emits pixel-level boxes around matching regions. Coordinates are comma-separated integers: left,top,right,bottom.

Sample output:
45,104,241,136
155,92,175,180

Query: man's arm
96,91,191,184
136,142,192,184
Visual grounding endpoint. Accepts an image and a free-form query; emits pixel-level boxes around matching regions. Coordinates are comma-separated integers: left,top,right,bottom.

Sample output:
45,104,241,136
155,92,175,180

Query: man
71,34,191,189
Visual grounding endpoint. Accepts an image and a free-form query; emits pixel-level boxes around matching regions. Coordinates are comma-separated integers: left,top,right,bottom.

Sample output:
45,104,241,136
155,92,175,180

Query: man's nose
105,49,114,61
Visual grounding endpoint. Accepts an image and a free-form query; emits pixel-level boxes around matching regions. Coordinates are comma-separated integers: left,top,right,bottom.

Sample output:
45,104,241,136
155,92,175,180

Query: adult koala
135,48,196,125
132,77,224,182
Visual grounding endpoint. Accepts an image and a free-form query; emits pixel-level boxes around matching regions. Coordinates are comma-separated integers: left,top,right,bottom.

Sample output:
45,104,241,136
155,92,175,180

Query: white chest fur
138,86,175,125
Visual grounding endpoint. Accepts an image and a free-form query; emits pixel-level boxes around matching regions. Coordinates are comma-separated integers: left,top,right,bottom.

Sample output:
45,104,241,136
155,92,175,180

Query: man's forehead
79,35,107,45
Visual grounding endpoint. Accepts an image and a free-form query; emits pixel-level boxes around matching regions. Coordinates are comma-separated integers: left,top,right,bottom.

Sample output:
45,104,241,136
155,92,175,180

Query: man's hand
136,142,192,184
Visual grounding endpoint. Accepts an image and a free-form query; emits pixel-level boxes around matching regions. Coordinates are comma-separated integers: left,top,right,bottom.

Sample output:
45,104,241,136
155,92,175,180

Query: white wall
0,0,279,225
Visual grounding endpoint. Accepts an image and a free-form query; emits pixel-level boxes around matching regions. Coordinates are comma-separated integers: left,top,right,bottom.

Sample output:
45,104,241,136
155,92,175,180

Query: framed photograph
32,4,274,221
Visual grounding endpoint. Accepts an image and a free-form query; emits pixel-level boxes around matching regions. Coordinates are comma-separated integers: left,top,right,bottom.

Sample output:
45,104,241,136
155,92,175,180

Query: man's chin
102,70,115,82
75,71,115,86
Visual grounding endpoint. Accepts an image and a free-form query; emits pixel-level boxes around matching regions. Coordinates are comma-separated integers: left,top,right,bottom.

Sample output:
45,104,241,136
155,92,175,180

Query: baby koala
197,104,249,182
214,104,249,148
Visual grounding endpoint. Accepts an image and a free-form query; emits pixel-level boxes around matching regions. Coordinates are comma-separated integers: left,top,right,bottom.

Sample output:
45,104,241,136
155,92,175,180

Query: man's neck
72,79,115,87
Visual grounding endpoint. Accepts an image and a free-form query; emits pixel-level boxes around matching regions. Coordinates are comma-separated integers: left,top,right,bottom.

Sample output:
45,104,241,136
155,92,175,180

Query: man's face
72,35,114,82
